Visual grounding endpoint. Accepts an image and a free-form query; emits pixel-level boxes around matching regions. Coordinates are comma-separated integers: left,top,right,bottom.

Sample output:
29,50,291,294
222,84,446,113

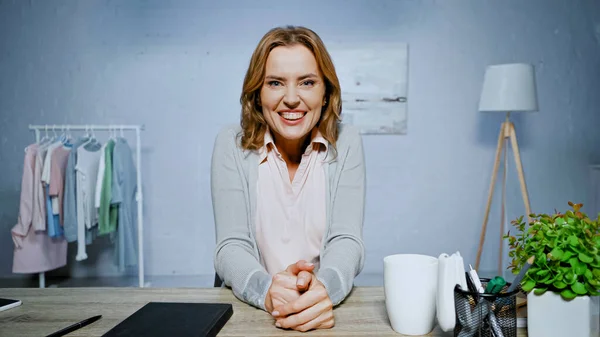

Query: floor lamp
474,63,538,274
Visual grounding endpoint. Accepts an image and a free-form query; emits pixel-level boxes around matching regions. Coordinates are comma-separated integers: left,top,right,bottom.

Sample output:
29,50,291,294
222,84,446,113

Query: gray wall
1,0,599,285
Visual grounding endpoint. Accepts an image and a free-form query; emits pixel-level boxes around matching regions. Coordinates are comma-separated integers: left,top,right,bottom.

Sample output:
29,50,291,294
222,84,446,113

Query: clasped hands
265,260,334,332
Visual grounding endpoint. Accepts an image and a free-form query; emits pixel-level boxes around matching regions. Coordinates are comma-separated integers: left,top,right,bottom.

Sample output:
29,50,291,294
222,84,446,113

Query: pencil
507,256,535,293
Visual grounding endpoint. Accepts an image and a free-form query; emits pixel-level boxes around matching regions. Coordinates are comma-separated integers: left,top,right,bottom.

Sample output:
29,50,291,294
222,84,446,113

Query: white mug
383,254,439,335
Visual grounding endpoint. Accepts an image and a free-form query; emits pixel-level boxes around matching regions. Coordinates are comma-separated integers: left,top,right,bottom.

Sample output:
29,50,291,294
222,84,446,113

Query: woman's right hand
265,261,315,312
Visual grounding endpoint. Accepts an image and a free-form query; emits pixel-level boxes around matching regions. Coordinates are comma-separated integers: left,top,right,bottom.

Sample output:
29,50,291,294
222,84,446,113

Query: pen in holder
454,278,519,337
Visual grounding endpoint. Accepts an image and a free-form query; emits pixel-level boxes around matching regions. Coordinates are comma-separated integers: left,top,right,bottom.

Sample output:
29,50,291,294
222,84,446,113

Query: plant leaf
560,251,574,262
565,270,577,284
542,275,556,285
569,257,580,268
579,252,594,264
534,288,547,295
585,283,600,296
549,247,564,260
575,263,587,276
569,236,579,246
561,288,577,300
553,280,568,289
572,244,586,254
536,269,550,276
522,279,536,292
588,289,600,296
585,269,594,281
572,282,587,295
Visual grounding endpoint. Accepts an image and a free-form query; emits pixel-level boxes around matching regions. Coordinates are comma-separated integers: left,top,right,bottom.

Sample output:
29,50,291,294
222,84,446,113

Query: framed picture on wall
329,42,409,135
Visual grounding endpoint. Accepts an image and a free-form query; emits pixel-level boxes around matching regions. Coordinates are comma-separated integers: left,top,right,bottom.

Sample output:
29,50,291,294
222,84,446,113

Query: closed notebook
102,302,233,337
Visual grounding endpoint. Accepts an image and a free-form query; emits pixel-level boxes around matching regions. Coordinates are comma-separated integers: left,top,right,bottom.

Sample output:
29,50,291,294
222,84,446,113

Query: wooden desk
0,287,527,336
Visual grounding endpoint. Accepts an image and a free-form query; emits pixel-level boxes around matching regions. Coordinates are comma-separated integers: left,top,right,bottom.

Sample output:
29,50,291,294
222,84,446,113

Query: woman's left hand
271,276,334,332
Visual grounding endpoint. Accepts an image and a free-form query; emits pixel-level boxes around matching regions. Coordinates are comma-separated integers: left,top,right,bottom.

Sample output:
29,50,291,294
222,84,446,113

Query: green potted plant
504,202,600,337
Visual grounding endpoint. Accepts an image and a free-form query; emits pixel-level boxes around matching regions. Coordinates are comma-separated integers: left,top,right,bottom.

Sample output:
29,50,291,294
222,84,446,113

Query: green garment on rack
98,139,118,235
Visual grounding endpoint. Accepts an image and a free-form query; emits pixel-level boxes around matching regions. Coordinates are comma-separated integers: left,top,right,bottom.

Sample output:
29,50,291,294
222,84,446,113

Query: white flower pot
527,290,600,337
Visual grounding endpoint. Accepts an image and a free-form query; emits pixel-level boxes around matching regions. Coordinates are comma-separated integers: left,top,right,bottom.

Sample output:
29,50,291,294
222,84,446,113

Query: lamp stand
475,112,532,274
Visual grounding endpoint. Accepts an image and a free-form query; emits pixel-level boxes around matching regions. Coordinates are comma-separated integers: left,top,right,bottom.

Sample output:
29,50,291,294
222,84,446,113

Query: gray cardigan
211,123,366,310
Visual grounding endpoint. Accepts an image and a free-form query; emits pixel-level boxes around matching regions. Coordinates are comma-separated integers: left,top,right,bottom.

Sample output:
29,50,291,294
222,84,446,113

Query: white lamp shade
478,63,538,112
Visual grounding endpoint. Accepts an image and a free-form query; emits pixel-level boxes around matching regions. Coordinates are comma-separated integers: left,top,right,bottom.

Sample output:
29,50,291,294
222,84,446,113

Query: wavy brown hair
239,25,342,151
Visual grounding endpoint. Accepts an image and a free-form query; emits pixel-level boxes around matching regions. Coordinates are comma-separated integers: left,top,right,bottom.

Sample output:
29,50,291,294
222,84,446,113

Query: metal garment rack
28,124,146,288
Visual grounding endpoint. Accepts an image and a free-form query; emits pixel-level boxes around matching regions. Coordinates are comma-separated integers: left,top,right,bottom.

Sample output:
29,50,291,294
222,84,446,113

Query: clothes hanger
111,126,117,140
66,125,74,144
58,125,67,144
84,125,101,147
80,125,93,147
40,125,56,150
44,125,51,142
37,125,52,147
90,126,98,144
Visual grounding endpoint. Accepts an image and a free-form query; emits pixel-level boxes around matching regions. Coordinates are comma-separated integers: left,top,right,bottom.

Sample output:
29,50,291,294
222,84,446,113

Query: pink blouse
255,128,328,275
49,146,70,226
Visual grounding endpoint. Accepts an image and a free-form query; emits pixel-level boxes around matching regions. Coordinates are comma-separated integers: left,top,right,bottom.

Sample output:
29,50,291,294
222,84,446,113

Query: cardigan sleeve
211,127,272,310
11,146,36,248
316,127,366,306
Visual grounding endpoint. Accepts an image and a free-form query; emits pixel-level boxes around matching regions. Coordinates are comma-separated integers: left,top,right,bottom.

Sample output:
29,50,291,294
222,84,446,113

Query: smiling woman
210,25,366,333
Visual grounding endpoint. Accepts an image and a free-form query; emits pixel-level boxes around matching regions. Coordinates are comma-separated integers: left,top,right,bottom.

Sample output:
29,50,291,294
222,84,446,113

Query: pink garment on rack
31,145,48,231
12,143,67,274
49,146,70,226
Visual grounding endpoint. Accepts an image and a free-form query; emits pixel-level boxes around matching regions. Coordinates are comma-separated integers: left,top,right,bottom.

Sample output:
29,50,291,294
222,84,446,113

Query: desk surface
0,287,527,336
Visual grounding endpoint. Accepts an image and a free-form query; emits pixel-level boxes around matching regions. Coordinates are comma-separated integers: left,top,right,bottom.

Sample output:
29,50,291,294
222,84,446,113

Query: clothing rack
28,124,146,288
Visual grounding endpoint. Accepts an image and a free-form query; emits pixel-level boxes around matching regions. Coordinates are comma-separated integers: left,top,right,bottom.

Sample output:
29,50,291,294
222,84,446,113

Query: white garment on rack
94,142,108,209
77,144,102,229
51,197,60,215
41,141,62,184
41,141,63,216
75,143,102,261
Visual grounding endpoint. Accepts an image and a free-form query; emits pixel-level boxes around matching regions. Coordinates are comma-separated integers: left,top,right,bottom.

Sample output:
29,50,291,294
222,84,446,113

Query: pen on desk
45,315,102,337
506,255,535,293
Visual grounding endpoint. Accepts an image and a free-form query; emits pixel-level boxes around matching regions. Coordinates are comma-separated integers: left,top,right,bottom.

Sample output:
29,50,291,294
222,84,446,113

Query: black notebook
102,302,233,337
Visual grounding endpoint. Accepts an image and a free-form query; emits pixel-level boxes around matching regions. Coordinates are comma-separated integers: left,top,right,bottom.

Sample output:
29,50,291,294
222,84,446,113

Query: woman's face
259,44,326,144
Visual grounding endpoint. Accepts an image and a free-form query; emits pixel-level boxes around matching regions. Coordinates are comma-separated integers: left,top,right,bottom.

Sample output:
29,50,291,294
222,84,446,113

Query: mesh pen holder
453,278,519,337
